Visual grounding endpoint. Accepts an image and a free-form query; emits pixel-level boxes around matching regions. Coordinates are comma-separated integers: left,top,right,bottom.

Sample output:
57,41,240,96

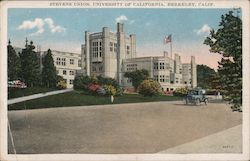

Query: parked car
8,80,27,88
185,89,208,105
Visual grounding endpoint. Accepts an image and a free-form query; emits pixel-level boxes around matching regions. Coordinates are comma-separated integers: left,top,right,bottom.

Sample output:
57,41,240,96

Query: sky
8,8,239,69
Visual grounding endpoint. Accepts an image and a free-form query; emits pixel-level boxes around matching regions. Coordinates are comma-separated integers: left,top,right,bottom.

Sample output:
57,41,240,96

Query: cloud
195,24,211,35
115,15,128,23
17,17,65,36
18,18,45,36
44,18,66,33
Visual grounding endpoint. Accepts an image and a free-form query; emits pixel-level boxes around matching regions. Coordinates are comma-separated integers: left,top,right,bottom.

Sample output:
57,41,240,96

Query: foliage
74,75,118,90
138,79,161,97
103,85,116,96
7,41,21,80
197,64,216,89
124,69,149,90
115,87,124,96
205,89,227,95
87,83,101,94
19,40,41,87
97,75,119,88
42,49,57,88
204,11,242,111
173,87,188,97
56,76,67,89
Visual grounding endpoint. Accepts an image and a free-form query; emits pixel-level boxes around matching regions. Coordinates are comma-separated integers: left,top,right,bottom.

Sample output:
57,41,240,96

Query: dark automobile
185,89,208,105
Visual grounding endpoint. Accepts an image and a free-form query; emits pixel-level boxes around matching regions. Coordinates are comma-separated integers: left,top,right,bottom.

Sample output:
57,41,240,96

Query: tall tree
197,64,216,89
42,49,57,88
204,11,242,111
19,39,41,87
7,40,21,80
124,69,149,90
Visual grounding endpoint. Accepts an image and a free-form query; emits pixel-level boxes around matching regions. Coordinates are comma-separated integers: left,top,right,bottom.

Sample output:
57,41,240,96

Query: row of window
92,41,102,47
110,42,118,53
153,62,172,70
57,70,75,76
64,79,74,85
154,75,170,83
56,57,81,67
92,66,103,72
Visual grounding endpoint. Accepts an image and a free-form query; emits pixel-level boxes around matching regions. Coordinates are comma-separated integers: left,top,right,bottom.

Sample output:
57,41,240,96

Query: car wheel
195,99,200,105
204,98,208,105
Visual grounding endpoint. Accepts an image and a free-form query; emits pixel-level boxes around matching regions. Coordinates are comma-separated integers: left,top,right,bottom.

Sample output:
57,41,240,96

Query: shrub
73,75,118,91
138,79,161,97
115,87,124,96
97,75,118,88
56,79,67,89
87,83,101,94
173,87,188,96
103,85,116,96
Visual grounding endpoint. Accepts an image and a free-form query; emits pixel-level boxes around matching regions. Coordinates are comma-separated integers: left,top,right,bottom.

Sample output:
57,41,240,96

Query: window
153,63,158,70
126,45,130,54
154,75,158,81
63,70,67,75
110,42,113,52
99,52,102,57
70,59,74,65
78,60,81,67
69,80,74,84
92,67,96,72
56,70,59,74
56,58,61,65
114,43,117,53
62,58,66,66
99,66,103,71
160,63,165,70
69,71,74,75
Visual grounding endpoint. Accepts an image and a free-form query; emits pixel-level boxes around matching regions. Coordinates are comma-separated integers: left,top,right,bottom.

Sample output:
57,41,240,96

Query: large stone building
41,50,81,88
80,23,197,91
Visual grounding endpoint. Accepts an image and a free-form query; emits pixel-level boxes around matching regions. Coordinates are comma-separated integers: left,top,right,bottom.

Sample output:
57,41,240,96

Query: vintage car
185,89,208,105
8,80,27,88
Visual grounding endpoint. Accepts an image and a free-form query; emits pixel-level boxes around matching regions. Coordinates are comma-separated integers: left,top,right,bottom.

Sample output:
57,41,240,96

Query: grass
8,91,183,110
8,87,59,99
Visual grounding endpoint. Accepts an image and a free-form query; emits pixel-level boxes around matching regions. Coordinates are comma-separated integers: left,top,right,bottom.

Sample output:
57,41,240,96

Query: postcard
0,0,249,161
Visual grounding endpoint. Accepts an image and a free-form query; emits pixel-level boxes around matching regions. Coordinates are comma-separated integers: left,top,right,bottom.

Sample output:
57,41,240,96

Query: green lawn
8,91,182,110
8,87,58,99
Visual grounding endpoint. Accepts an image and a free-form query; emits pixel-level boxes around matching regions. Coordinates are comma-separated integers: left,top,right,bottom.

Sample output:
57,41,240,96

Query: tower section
191,56,197,88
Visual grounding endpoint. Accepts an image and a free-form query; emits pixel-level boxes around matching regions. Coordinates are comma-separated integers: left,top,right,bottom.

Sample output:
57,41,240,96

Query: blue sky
8,8,239,69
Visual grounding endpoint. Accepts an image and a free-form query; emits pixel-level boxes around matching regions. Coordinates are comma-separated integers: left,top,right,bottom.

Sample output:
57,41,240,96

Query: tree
7,40,21,80
197,64,216,89
124,69,149,90
204,11,242,111
138,79,161,97
42,49,57,88
19,39,41,87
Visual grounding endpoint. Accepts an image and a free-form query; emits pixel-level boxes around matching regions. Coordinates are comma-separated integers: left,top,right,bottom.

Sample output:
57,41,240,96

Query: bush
56,79,67,89
74,75,118,90
87,83,101,94
173,87,188,96
115,87,124,96
138,79,161,97
103,85,116,96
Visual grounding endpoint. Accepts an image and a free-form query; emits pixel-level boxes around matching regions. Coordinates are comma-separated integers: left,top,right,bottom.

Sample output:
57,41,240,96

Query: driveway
8,101,242,154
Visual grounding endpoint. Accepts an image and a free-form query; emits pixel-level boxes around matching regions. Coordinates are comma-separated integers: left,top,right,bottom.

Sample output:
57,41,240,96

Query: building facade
41,50,81,88
81,23,136,84
81,23,197,91
123,52,197,91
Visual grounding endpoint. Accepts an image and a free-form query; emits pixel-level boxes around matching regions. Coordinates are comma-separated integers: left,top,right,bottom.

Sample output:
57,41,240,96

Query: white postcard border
0,1,249,161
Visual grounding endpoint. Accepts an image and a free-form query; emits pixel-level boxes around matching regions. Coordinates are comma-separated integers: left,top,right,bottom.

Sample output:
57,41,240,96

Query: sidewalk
158,124,242,153
8,88,73,105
